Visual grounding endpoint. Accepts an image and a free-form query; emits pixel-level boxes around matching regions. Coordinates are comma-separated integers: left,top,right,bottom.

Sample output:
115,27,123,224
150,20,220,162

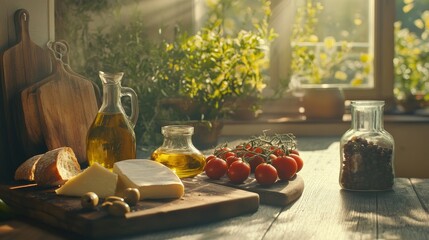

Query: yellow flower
412,47,421,55
319,52,328,61
403,3,414,13
334,71,348,81
360,53,372,63
414,19,424,29
354,17,362,26
323,36,336,50
351,77,363,86
309,35,319,42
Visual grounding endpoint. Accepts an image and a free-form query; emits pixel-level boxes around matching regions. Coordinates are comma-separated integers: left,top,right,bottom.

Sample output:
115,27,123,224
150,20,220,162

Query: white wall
0,0,53,179
0,0,54,51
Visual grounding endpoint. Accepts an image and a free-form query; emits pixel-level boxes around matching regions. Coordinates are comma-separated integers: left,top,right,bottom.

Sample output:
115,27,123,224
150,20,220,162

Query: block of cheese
14,154,43,181
34,147,81,186
56,162,118,198
113,159,184,200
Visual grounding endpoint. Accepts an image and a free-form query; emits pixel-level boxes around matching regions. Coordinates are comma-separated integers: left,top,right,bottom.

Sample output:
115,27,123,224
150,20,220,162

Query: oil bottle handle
121,87,139,128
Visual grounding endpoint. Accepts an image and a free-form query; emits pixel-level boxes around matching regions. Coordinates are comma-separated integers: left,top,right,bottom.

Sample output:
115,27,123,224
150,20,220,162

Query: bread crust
34,147,81,186
14,154,43,181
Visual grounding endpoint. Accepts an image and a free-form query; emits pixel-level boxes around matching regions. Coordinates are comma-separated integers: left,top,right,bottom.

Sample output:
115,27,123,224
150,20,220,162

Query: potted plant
55,0,276,150
155,0,275,147
393,7,429,113
161,0,275,122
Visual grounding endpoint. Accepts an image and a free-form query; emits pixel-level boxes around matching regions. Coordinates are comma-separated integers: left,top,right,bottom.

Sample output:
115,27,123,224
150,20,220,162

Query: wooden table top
1,136,428,239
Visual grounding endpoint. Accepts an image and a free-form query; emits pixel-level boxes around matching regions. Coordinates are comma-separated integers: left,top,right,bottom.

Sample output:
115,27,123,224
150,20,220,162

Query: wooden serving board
0,179,259,239
37,59,98,163
0,9,51,174
199,174,304,207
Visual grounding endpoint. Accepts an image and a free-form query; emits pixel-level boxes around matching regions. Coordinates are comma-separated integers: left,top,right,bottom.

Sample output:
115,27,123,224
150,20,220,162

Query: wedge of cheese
55,162,117,198
113,159,184,200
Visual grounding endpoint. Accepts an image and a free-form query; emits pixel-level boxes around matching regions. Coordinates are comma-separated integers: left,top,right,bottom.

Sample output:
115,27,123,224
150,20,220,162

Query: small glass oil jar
151,125,206,178
340,101,395,191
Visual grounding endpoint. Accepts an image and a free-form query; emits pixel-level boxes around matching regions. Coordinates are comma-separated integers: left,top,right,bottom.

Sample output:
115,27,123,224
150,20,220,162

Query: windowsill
220,110,429,137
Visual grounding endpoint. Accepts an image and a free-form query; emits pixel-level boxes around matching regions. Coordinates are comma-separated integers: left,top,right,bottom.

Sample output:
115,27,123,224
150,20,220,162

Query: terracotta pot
226,97,262,120
191,120,224,150
396,93,425,113
302,88,345,120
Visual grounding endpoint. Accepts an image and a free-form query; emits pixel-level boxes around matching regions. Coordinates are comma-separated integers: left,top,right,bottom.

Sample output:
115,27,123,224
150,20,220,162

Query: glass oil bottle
86,71,138,170
151,125,206,178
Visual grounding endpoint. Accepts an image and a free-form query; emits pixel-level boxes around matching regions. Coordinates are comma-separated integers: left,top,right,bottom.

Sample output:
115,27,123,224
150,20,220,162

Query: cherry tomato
205,157,228,180
269,154,277,162
289,153,304,172
270,146,285,156
253,147,264,154
205,155,217,163
255,163,278,185
214,147,232,159
226,156,242,167
248,155,265,172
271,156,298,180
289,149,300,155
227,161,250,184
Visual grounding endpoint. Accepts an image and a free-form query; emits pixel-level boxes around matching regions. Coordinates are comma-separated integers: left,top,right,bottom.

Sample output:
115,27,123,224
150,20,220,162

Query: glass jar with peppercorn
340,101,395,191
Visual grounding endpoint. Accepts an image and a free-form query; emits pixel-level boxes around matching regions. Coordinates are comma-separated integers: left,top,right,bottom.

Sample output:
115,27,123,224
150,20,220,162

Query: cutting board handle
14,9,31,43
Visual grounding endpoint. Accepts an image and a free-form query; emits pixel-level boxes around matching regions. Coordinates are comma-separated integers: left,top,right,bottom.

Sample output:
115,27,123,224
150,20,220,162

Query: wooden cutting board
18,77,53,156
18,40,101,158
0,179,259,238
36,59,98,163
199,174,304,207
0,9,51,172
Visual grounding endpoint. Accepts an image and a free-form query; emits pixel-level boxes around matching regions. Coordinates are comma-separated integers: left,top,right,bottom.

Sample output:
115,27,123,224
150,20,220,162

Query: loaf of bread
34,147,82,186
14,154,43,181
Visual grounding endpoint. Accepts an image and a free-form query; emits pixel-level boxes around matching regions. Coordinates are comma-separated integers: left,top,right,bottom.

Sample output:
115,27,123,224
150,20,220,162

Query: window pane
287,0,374,89
394,0,429,102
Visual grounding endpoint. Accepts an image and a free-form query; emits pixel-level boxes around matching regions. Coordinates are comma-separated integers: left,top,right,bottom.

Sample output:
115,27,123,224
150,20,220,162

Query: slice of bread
14,154,43,181
34,147,82,186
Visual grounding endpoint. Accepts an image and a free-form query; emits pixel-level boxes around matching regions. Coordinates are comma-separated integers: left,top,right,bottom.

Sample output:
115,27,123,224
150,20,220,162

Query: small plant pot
225,97,261,121
302,87,345,120
396,93,425,114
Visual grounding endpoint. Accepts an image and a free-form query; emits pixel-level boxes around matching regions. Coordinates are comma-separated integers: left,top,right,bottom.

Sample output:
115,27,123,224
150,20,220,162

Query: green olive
104,196,124,203
107,200,130,217
81,192,99,209
101,201,113,209
123,188,140,206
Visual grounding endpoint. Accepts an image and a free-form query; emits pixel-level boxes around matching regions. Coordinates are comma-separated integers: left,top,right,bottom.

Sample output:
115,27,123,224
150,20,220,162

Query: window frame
267,0,395,108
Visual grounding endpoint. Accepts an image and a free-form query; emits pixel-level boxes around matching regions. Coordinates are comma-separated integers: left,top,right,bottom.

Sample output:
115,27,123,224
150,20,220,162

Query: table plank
376,178,429,239
411,178,429,212
264,139,379,239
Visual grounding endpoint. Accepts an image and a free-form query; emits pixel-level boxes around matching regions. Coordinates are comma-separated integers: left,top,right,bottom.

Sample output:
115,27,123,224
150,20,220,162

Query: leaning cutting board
18,40,101,158
0,179,259,238
0,9,51,170
199,174,304,207
50,40,102,107
36,58,98,163
18,76,53,156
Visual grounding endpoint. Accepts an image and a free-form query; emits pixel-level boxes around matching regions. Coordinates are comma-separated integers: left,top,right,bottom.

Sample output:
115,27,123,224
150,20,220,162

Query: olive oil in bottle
151,125,206,178
151,151,205,178
87,112,136,169
86,71,138,170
